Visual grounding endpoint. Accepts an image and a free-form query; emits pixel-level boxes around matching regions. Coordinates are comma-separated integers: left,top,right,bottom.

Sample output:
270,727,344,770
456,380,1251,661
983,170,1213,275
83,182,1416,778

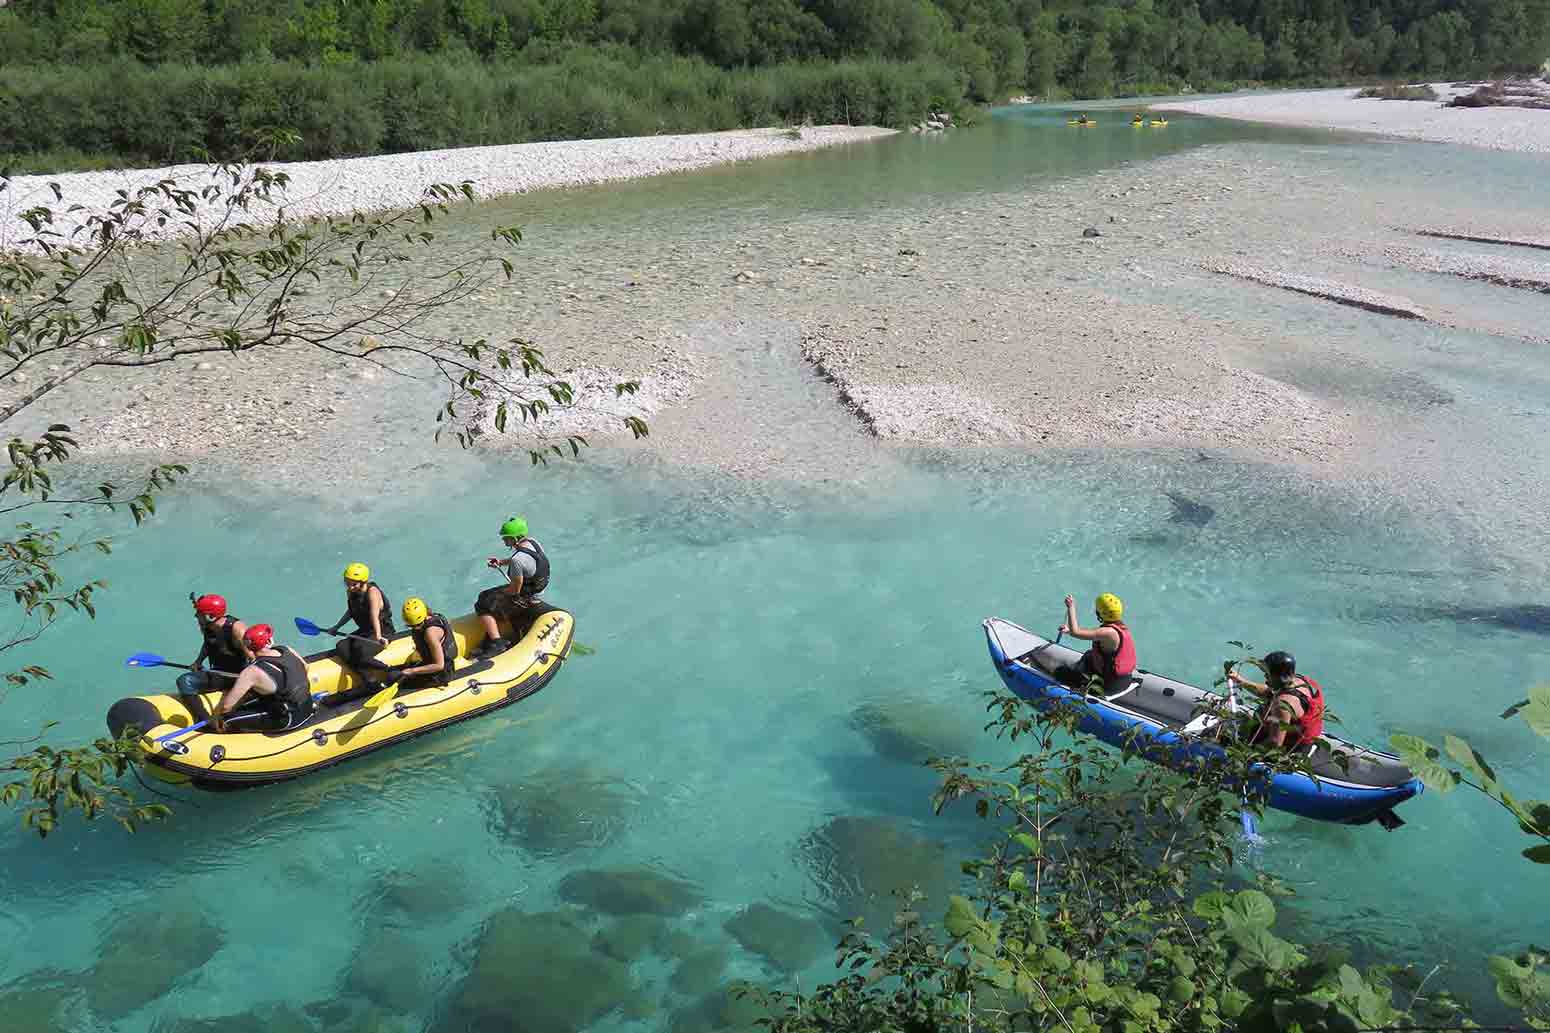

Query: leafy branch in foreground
745,695,1481,1033
0,154,652,835
1391,686,1550,865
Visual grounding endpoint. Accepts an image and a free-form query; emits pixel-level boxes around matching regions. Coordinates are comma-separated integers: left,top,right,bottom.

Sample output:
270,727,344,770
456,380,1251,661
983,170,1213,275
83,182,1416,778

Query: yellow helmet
343,562,370,583
401,597,429,626
1095,593,1124,623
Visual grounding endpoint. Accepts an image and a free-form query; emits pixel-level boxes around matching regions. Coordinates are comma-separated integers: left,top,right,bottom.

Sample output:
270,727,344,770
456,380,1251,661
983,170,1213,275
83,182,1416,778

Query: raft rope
204,660,552,766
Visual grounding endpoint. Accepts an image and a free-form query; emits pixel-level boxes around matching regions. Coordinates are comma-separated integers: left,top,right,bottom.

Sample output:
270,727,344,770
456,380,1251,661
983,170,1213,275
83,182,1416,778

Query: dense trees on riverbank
1,0,1547,169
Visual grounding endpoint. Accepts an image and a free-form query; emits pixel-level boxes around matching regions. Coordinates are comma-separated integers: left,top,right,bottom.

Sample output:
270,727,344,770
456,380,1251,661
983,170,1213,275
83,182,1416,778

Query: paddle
125,652,192,671
293,617,384,646
124,653,240,681
1224,664,1267,848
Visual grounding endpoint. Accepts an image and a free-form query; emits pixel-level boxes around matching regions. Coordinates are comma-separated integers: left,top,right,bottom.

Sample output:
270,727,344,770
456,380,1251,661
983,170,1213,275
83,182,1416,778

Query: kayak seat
1090,677,1142,704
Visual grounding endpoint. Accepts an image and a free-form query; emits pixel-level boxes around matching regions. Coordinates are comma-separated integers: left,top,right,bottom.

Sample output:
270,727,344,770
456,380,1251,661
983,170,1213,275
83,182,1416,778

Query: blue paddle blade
125,652,168,668
294,617,323,636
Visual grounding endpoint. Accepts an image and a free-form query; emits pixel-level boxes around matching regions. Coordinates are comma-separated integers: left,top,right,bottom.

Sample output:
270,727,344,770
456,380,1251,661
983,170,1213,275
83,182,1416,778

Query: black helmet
1263,651,1296,679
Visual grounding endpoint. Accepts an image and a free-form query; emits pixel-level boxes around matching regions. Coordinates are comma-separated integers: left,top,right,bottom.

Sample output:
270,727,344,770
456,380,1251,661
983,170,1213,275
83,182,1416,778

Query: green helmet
499,516,527,539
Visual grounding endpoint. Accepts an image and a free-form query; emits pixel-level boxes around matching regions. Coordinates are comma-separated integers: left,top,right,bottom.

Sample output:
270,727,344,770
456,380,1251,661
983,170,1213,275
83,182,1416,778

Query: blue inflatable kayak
984,618,1423,828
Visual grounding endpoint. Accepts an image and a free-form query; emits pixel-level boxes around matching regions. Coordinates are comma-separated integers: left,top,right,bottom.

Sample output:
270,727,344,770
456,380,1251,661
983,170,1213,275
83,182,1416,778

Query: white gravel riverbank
1159,85,1550,154
0,125,895,250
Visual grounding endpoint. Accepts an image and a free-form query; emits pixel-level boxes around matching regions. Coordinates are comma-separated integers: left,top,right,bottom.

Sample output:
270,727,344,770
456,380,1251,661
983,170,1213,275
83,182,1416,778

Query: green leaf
1007,869,1028,893
1014,831,1039,853
1523,845,1550,864
1224,890,1276,930
1192,891,1229,920
944,895,977,938
1041,946,1072,972
1338,964,1366,999
1521,686,1550,739
1443,734,1497,788
1388,734,1460,793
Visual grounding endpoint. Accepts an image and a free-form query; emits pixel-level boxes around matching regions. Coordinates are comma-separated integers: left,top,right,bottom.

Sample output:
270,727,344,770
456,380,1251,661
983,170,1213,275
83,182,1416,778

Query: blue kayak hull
985,622,1422,827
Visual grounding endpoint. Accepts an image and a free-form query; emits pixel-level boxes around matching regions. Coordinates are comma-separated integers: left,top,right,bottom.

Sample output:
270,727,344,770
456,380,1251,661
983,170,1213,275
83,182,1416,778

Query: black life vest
512,539,550,596
202,615,245,674
250,648,311,709
412,613,458,680
347,581,396,636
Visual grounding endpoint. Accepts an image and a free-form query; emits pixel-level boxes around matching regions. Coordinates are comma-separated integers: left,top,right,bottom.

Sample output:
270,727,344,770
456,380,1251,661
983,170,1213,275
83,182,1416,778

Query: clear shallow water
4,112,1550,1030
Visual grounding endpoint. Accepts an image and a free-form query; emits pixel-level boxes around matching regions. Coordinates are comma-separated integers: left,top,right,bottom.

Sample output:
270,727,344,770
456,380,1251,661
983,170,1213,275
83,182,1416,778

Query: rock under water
558,866,703,917
88,908,224,1019
438,909,639,1033
724,903,828,973
492,768,643,856
798,815,955,934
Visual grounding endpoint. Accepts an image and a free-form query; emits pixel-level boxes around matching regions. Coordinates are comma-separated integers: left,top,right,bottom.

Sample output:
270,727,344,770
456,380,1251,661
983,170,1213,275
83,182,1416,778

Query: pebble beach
2,104,1549,524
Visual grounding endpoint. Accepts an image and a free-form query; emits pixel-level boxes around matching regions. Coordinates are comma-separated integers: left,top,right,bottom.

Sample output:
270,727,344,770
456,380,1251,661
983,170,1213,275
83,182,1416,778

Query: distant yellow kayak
1067,120,1098,127
1150,119,1169,127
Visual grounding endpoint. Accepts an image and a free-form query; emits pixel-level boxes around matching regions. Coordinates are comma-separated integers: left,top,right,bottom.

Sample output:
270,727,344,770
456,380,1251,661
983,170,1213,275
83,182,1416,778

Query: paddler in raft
380,597,459,693
208,623,317,732
1053,592,1137,696
472,516,550,659
177,593,252,698
1226,650,1325,751
325,562,396,676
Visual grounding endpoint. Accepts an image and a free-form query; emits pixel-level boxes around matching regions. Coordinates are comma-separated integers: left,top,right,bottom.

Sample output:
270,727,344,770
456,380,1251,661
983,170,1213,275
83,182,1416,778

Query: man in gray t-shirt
473,516,551,658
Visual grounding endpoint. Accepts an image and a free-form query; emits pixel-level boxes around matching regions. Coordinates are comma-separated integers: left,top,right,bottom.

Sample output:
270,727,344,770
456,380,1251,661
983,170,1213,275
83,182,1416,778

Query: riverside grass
0,52,962,173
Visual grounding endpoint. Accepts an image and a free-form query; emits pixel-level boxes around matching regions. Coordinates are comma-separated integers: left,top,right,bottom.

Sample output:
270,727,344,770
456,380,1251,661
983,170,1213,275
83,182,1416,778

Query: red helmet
194,594,228,619
243,623,274,650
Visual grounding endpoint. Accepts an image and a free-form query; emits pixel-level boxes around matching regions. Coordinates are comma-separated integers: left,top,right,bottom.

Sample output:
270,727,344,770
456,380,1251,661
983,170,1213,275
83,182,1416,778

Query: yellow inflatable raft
106,609,573,789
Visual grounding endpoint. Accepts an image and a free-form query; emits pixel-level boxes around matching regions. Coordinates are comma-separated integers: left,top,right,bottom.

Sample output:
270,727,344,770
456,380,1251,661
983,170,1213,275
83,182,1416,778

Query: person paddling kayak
328,562,395,674
1227,650,1325,750
210,624,316,732
472,516,550,658
177,593,251,696
1053,592,1137,695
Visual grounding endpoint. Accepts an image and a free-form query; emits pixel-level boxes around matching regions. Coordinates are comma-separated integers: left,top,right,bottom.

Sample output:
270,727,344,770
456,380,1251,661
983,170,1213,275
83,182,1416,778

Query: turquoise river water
1,104,1547,1032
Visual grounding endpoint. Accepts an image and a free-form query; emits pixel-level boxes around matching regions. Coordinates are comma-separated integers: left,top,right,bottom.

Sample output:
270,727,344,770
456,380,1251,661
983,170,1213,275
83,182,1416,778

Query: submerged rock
154,1004,314,1033
558,866,702,916
492,768,642,855
724,903,828,972
670,985,774,1033
850,700,979,765
671,943,730,996
88,908,224,1018
378,860,472,918
0,980,70,1033
592,914,667,961
345,930,440,1013
800,815,954,933
440,909,637,1033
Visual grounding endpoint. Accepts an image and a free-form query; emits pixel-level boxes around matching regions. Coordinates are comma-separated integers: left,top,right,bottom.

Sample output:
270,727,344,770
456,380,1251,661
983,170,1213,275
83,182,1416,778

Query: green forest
1,0,1548,170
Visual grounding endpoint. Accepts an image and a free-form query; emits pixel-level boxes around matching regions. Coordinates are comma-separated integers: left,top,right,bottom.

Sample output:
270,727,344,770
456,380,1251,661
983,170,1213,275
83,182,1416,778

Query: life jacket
412,613,458,681
510,538,550,596
1093,621,1137,680
1255,675,1324,748
202,615,246,674
347,581,396,637
249,648,311,710
1280,675,1324,747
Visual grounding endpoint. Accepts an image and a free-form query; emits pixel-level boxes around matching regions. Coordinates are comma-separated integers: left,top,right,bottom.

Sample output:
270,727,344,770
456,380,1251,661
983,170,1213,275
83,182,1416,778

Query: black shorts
223,693,313,732
336,635,388,668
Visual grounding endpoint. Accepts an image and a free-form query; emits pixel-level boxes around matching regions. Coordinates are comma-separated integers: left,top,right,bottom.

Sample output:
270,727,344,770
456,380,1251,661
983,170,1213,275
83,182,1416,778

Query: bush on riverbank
0,51,963,172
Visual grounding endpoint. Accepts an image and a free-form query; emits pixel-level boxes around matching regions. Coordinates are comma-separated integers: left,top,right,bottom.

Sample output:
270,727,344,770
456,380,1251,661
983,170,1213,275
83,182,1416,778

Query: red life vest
1258,675,1324,747
1095,621,1136,679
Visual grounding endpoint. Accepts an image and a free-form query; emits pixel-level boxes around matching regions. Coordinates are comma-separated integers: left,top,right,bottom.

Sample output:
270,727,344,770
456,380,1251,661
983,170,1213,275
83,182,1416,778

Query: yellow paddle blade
364,684,399,709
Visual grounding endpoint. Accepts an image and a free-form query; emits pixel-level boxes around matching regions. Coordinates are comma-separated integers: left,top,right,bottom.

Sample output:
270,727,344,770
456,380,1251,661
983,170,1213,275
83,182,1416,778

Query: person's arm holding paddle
210,665,263,732
1059,594,1119,650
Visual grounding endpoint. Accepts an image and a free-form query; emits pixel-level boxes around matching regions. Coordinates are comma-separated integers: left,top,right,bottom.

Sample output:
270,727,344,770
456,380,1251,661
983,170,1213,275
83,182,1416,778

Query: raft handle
394,702,409,719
